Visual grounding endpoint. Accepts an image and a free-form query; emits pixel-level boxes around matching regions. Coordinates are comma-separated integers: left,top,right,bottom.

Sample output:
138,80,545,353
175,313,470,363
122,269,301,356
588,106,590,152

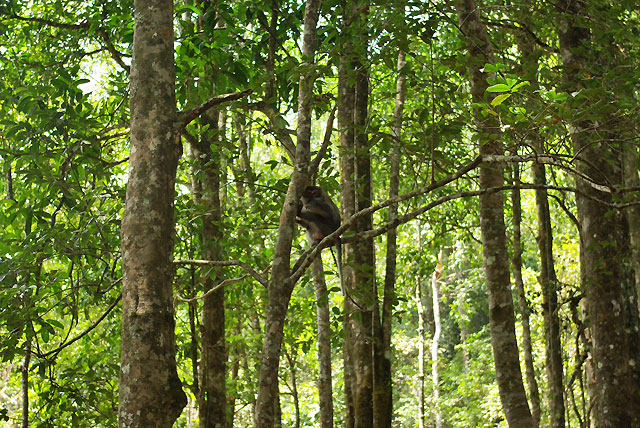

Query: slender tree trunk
253,1,321,426
416,276,426,428
21,341,30,428
431,250,443,428
456,1,534,426
4,155,14,201
118,0,187,425
456,287,470,371
338,2,357,425
557,2,640,426
532,149,565,428
373,48,407,428
284,351,301,428
351,1,375,423
188,298,200,398
312,257,335,428
195,109,227,428
511,162,541,427
228,356,239,428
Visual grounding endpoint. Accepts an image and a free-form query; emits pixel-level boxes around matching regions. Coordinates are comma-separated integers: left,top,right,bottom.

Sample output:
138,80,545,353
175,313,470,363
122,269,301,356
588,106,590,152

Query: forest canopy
1,0,639,427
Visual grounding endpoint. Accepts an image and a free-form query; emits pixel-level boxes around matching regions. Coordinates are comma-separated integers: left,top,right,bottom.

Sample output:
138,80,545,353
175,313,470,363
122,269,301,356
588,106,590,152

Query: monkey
295,185,345,296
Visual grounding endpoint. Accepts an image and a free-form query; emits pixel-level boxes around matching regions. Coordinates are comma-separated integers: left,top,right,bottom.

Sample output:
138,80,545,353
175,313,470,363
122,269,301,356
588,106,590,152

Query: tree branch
176,89,253,132
38,290,122,358
309,101,337,181
174,258,268,288
6,13,131,73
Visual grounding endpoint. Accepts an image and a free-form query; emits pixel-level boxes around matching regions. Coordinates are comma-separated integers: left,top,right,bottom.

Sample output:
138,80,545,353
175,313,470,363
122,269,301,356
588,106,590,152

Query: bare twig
174,258,269,287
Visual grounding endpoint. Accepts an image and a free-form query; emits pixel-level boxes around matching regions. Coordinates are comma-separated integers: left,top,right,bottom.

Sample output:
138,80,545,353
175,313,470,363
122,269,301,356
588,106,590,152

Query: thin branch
95,27,130,73
485,154,640,194
176,89,253,132
287,156,484,285
176,274,250,303
309,101,337,181
174,258,269,287
483,18,556,52
7,13,130,73
39,288,122,358
175,263,272,303
287,155,640,285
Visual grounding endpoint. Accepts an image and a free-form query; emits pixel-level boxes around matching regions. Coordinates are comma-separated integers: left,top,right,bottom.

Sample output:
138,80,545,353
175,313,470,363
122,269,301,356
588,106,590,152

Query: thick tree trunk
118,0,187,425
557,2,640,425
253,1,321,426
312,257,335,428
511,163,541,427
456,1,534,427
622,144,640,295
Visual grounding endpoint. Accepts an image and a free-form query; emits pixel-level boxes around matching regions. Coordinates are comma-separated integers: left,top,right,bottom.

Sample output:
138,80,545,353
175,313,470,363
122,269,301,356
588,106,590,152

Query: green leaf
486,84,510,93
491,93,512,106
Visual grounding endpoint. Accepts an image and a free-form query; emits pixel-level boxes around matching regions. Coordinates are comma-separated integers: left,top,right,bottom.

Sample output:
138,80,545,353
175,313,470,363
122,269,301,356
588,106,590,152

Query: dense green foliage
1,0,639,426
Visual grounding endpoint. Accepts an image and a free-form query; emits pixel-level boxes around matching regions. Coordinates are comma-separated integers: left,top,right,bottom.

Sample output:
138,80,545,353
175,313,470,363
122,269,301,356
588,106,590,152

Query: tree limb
174,258,268,287
176,89,253,132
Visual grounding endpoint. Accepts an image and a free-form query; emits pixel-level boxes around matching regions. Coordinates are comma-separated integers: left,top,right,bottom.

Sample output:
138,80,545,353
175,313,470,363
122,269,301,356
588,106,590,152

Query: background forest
1,0,640,427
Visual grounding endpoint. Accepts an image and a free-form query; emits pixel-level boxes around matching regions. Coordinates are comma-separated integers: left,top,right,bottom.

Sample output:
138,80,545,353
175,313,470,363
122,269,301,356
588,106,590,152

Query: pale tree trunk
118,0,187,425
431,250,443,428
511,162,541,427
311,256,335,428
557,1,640,426
455,1,534,426
253,1,321,426
456,288,470,371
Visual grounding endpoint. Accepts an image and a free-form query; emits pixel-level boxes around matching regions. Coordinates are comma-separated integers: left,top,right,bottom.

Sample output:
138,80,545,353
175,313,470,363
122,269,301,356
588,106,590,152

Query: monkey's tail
329,239,363,310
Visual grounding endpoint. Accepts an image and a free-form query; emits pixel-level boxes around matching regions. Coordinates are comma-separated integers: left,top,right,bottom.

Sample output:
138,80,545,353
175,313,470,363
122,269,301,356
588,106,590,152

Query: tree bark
431,250,443,428
456,1,534,427
416,276,426,428
622,144,640,296
312,257,335,428
374,47,407,428
557,1,640,426
338,2,357,425
21,341,30,428
118,0,187,425
194,110,227,428
350,1,375,424
253,1,321,426
532,149,565,428
511,162,541,427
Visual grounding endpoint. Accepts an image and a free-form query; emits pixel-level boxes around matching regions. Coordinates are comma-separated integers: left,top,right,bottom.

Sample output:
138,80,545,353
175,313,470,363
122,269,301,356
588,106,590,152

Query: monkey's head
300,185,323,204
